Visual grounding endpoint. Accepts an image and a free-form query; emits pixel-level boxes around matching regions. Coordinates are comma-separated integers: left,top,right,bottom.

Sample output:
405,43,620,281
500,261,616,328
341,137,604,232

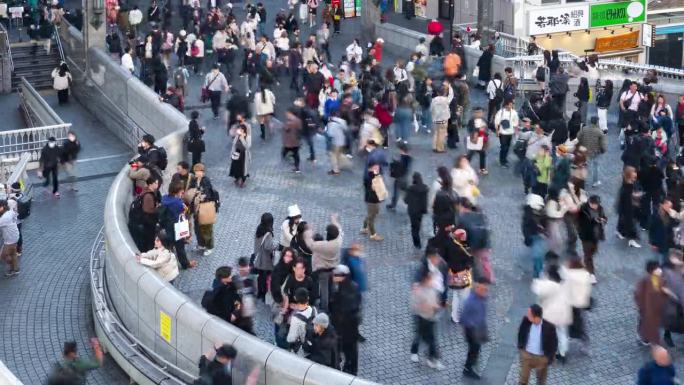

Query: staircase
11,41,62,91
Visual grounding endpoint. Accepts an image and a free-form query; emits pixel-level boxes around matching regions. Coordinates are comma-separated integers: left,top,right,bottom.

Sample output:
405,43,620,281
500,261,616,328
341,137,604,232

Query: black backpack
293,308,317,352
150,146,168,170
14,194,31,220
201,288,218,315
493,80,504,104
128,193,147,223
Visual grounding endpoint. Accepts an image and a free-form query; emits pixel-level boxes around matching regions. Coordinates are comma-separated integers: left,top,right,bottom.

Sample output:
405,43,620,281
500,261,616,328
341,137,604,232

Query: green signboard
590,0,646,28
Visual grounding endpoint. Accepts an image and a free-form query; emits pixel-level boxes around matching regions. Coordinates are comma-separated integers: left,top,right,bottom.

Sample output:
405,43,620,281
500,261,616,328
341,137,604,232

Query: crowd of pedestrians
25,0,684,382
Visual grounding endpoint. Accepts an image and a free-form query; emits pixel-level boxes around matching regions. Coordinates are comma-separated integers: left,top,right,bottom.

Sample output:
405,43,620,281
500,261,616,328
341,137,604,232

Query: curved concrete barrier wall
103,130,378,384
0,361,24,385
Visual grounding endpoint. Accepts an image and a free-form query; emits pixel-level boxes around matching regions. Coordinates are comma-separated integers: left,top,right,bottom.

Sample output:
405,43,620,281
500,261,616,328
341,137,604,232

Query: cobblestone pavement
0,177,129,385
169,9,677,385
0,4,679,385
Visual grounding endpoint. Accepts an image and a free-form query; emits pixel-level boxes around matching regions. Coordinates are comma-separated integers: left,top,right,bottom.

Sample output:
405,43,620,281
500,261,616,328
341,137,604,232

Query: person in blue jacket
638,345,676,385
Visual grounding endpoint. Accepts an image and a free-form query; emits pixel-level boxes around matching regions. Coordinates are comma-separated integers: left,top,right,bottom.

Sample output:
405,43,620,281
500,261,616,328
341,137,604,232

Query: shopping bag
197,201,217,225
174,215,190,240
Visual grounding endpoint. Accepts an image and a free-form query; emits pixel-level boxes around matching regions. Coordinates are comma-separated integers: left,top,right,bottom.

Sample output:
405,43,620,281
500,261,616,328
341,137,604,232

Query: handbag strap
206,73,219,88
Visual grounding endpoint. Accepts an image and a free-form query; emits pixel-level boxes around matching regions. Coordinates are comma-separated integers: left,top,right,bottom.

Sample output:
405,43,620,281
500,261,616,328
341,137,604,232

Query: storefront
525,0,649,61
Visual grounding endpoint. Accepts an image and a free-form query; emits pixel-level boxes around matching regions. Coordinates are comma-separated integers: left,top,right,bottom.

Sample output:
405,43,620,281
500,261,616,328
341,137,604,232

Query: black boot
664,331,675,347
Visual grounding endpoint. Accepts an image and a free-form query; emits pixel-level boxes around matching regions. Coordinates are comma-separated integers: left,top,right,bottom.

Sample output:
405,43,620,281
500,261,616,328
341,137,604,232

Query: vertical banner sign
344,0,356,17
159,311,172,343
528,5,589,36
641,23,654,47
590,0,646,28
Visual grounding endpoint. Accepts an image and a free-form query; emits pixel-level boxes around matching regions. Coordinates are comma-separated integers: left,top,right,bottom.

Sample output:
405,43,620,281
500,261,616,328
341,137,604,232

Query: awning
656,24,684,34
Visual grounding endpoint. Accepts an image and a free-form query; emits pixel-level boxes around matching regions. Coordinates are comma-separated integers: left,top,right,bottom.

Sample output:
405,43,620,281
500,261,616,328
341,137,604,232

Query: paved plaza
0,4,680,385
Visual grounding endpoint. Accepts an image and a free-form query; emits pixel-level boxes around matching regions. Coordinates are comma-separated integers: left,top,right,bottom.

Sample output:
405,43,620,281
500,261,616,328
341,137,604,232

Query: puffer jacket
139,247,180,282
531,278,572,327
577,124,606,158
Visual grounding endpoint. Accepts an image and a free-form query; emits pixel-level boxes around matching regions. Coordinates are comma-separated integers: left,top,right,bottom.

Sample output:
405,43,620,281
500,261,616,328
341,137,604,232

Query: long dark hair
437,166,452,191
58,62,69,77
256,212,274,238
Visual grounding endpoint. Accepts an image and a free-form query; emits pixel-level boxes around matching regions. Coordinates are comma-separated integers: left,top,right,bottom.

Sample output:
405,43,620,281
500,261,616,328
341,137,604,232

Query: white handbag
174,215,190,241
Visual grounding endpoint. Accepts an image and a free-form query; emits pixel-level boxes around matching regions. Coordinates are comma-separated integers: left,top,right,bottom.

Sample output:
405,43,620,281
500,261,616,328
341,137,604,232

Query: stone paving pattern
0,3,680,385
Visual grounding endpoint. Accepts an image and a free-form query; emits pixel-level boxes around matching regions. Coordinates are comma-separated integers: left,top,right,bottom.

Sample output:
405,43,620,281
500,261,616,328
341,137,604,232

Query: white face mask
654,268,663,277
48,142,56,148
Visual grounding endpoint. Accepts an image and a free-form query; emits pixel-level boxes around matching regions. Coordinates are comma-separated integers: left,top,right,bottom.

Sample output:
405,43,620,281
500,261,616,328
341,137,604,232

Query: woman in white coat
52,62,72,104
254,87,276,141
532,265,572,362
562,259,592,353
450,155,479,205
136,234,180,284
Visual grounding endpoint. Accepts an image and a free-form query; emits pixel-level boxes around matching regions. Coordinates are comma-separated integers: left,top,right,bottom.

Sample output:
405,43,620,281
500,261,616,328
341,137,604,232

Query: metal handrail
54,24,65,65
0,23,13,72
89,227,195,384
6,152,33,198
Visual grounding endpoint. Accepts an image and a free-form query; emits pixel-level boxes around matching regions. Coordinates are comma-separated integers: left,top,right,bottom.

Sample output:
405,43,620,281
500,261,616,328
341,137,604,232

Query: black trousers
174,239,190,269
282,146,301,169
340,337,359,375
499,134,512,166
57,89,69,104
464,327,481,370
16,223,22,253
410,316,438,359
446,118,459,148
304,133,316,161
209,90,221,117
409,213,422,248
487,99,499,123
255,269,270,300
43,166,59,193
466,150,486,170
191,151,202,166
389,177,407,207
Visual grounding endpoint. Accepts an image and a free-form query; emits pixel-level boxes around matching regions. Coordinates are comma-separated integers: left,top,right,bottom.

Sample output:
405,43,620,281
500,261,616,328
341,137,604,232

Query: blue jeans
530,235,547,278
588,156,600,185
395,122,411,141
420,107,431,130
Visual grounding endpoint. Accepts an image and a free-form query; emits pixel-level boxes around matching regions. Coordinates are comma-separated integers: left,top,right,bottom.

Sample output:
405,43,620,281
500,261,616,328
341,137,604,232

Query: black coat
307,326,339,369
61,139,81,163
187,119,205,153
40,144,61,169
270,260,293,304
198,355,232,385
577,203,606,243
517,317,558,362
331,278,362,343
432,189,456,228
404,182,428,216
521,206,544,246
427,231,473,273
212,282,241,323
476,50,493,83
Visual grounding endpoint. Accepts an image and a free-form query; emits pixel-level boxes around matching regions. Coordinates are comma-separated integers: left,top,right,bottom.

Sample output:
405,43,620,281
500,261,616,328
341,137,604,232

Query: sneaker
638,338,650,346
359,228,369,235
54,192,61,198
410,354,420,363
501,163,509,169
293,168,301,174
4,270,14,277
555,353,566,365
592,181,602,187
590,274,597,284
480,169,489,175
370,234,384,241
10,269,19,276
203,249,214,256
628,240,642,248
615,231,625,240
327,170,340,176
196,246,206,252
451,317,459,324
462,368,481,379
345,153,354,159
426,359,445,370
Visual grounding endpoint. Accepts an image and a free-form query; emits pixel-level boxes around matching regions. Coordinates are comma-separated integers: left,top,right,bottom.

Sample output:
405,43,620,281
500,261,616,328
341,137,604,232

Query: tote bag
174,215,190,240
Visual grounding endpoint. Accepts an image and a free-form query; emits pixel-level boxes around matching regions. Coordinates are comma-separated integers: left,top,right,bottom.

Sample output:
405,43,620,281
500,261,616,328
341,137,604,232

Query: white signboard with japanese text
528,5,590,36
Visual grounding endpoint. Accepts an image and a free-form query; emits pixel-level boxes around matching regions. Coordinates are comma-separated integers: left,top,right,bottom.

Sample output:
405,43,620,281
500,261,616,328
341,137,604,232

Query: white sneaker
615,231,625,240
410,354,419,363
590,274,597,284
628,240,642,248
427,359,445,370
204,249,214,256
592,181,602,187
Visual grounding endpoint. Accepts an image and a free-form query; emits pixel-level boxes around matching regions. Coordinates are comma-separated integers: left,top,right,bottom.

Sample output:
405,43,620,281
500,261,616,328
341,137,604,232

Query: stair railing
53,24,65,65
0,23,13,72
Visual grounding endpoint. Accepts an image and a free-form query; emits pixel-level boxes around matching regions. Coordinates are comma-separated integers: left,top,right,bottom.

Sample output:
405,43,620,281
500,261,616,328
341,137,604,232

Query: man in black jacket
387,143,412,210
404,172,428,249
197,344,237,385
210,267,242,325
517,304,558,385
306,313,339,369
330,264,361,375
39,136,62,197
